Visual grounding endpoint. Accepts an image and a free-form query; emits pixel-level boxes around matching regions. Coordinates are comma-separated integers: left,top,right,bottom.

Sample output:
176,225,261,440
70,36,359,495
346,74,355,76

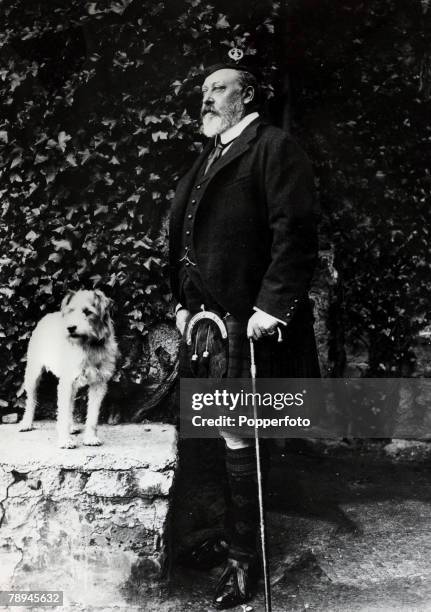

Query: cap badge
228,48,244,62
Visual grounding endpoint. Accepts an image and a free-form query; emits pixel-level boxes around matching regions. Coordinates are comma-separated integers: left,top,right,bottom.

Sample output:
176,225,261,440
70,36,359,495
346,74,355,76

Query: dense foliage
0,1,430,408
0,0,277,403
288,0,431,375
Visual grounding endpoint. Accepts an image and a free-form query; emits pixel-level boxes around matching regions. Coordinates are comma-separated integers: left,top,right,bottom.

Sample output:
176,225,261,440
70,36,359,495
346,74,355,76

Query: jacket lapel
170,140,212,231
198,117,261,185
170,118,262,260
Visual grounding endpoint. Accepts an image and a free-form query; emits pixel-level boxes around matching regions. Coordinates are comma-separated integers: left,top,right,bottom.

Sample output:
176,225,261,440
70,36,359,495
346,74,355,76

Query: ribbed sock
225,445,266,562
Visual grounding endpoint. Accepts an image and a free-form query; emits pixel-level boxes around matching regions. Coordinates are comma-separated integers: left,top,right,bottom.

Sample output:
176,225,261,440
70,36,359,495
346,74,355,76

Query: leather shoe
213,557,258,609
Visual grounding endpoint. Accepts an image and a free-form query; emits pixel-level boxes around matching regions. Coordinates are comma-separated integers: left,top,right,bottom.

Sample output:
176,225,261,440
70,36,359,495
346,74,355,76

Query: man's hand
176,308,190,336
247,310,279,341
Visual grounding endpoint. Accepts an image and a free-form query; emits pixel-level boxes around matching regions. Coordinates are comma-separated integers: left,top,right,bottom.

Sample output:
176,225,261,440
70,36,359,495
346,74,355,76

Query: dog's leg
19,362,43,431
70,423,82,435
83,382,107,446
57,378,78,449
69,399,81,434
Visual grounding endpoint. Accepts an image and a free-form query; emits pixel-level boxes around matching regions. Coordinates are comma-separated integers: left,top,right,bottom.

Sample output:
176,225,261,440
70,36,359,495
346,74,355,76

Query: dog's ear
91,290,113,340
61,290,76,312
104,296,114,317
93,290,113,320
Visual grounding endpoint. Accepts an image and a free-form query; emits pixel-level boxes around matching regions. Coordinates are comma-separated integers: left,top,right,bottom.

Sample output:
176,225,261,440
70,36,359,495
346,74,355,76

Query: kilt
179,301,320,380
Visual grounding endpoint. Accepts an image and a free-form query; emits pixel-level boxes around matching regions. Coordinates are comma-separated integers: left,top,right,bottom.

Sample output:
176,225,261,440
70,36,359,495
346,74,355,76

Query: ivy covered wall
1,1,430,414
0,0,277,411
288,0,431,376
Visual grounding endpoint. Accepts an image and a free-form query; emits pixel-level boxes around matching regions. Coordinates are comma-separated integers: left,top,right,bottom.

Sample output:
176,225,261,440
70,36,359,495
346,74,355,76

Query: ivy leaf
51,238,72,251
87,3,101,15
151,131,168,142
80,149,91,164
58,130,71,152
48,252,62,262
138,146,149,157
66,153,77,166
216,14,230,29
145,115,161,125
10,155,22,169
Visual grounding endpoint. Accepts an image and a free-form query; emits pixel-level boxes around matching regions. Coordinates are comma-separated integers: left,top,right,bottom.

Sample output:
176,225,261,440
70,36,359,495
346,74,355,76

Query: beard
201,97,245,138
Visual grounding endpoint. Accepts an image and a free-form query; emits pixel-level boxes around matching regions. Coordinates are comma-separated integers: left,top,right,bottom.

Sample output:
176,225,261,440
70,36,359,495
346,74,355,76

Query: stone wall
0,422,177,610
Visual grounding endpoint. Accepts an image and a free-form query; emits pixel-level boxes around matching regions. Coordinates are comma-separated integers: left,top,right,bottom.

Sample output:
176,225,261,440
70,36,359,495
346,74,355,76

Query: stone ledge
0,421,177,471
0,421,178,609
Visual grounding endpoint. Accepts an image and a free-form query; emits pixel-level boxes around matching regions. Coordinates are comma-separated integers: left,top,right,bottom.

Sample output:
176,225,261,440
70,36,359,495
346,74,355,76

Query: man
169,50,320,609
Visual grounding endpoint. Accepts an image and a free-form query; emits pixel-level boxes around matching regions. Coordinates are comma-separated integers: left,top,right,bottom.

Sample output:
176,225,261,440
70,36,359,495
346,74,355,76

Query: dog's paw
19,422,34,432
83,435,102,447
70,425,82,435
59,438,78,449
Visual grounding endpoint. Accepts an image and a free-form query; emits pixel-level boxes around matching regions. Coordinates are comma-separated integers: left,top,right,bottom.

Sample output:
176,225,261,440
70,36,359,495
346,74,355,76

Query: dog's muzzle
68,330,87,340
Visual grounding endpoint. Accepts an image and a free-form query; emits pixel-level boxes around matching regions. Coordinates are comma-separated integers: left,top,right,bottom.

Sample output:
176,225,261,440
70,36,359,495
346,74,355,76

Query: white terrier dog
20,289,119,448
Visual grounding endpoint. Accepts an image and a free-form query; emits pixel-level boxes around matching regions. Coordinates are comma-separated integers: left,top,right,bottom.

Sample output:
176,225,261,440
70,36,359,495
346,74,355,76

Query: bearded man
169,51,320,609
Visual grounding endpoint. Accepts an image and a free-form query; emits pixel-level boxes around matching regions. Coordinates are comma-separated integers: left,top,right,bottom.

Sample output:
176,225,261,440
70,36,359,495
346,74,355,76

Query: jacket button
186,230,191,235
191,199,197,204
185,262,190,267
188,213,193,219
290,306,295,310
196,185,201,190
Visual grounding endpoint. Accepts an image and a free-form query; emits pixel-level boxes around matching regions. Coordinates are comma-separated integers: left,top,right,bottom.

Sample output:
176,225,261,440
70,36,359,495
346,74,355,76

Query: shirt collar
219,112,259,146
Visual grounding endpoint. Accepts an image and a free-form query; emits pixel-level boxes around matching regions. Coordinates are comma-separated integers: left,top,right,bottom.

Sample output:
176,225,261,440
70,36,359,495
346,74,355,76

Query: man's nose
202,90,214,105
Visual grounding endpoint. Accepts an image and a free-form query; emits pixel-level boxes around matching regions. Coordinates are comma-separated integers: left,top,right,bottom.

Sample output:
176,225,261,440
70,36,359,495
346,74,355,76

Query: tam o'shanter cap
204,48,261,81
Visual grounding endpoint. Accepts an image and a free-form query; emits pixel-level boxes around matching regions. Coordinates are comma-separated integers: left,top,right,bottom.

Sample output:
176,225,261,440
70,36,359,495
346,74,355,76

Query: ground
2,433,431,611
158,440,431,612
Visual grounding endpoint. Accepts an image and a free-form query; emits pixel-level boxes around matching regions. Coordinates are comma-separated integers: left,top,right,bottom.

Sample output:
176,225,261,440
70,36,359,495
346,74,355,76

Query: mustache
201,106,219,118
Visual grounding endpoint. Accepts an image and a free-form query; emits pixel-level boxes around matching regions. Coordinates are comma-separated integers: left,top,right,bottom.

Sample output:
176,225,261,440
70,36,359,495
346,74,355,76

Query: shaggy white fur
20,289,119,448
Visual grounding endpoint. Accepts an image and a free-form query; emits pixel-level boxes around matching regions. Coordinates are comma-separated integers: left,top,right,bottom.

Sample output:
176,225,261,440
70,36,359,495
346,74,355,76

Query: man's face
200,69,247,138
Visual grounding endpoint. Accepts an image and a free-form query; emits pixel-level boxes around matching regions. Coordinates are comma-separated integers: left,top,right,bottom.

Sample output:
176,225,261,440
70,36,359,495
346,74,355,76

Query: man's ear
243,85,255,105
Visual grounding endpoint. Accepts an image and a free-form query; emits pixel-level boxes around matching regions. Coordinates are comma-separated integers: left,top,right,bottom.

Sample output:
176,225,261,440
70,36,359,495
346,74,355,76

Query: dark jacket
169,118,318,325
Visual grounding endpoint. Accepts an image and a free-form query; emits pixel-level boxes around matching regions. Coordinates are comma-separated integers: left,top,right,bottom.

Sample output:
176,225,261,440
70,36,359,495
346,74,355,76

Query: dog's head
61,289,113,345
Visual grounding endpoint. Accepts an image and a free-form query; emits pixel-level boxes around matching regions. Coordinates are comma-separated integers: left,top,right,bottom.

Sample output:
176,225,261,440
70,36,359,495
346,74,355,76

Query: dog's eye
83,308,92,316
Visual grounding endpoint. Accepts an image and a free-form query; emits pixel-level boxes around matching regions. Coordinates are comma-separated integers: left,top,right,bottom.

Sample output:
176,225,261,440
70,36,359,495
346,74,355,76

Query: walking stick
249,337,272,612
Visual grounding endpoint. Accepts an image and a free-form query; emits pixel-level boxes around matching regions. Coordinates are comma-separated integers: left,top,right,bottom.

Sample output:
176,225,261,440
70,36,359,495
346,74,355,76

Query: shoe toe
212,558,256,609
213,587,245,610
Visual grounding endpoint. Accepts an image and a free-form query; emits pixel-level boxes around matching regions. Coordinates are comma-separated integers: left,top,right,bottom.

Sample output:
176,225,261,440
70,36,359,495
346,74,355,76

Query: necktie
204,140,225,175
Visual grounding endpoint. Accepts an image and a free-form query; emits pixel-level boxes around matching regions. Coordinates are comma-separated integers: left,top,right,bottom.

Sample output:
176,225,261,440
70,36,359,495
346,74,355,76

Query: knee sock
225,445,266,562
